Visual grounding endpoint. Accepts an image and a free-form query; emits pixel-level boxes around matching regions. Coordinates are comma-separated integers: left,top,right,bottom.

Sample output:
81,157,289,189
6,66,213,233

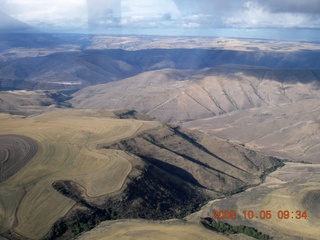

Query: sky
1,0,320,40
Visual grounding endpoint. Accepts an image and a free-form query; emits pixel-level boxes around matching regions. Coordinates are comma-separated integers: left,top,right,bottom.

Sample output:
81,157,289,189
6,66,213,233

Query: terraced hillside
0,109,282,240
0,110,158,239
0,134,38,182
1,34,319,239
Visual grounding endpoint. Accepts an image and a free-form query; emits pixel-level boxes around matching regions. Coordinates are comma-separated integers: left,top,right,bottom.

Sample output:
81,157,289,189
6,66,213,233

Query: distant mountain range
0,11,65,51
1,48,320,91
71,65,320,122
1,31,320,239
1,32,320,164
70,64,320,163
0,11,34,33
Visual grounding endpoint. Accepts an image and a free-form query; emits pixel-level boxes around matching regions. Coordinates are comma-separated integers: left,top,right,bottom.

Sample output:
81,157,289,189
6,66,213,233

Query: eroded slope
102,125,280,194
2,48,320,91
72,66,320,122
187,163,320,239
0,90,71,116
71,65,320,163
0,109,282,240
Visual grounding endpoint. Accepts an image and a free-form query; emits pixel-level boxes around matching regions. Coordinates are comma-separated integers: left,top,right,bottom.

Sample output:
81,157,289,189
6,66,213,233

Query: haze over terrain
1,0,320,40
1,2,320,240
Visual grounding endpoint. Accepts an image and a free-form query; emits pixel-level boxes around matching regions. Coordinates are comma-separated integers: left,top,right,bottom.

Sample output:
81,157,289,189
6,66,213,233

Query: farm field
0,108,283,240
77,219,231,240
0,134,38,182
187,163,320,239
0,109,161,239
3,33,319,239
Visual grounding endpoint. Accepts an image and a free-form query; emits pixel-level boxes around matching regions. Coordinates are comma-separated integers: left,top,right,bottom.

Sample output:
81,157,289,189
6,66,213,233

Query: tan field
75,163,320,240
0,110,161,239
87,36,320,52
1,35,319,240
187,162,320,239
77,219,231,240
71,66,320,163
0,108,283,240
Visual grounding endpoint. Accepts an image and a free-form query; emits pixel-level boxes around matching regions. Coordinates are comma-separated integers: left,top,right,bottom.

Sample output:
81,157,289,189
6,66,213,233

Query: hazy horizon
0,0,320,41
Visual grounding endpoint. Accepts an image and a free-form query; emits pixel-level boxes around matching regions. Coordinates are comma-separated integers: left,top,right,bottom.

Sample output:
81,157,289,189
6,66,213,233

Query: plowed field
0,135,38,182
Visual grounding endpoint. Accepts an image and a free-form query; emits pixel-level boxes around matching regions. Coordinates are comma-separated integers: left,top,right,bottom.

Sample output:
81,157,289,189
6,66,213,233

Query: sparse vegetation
1,33,320,240
0,109,283,240
45,208,111,240
0,110,148,239
201,217,271,239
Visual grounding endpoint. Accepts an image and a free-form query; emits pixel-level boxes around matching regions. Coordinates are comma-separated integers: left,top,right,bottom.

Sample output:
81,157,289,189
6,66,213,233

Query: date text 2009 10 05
212,209,307,220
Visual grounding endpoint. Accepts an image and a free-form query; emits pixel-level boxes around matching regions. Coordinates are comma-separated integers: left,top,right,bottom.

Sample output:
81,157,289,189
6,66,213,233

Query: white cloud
225,1,320,28
1,0,320,32
121,0,180,19
3,0,87,30
183,22,200,29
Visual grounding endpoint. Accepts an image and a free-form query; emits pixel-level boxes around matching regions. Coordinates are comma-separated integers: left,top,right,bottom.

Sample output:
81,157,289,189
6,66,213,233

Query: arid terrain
0,134,38,182
187,162,320,239
71,65,320,163
0,109,281,239
1,33,320,240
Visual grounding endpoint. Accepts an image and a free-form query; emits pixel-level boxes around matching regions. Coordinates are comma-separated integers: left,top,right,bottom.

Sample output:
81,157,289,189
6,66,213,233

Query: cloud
0,0,320,33
85,0,181,30
162,13,172,21
173,0,246,14
122,0,180,18
86,0,121,29
1,0,87,30
257,0,320,14
173,0,320,29
223,1,320,28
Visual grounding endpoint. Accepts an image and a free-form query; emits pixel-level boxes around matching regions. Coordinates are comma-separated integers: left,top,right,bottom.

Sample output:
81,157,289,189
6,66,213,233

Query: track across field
0,110,162,239
0,135,38,182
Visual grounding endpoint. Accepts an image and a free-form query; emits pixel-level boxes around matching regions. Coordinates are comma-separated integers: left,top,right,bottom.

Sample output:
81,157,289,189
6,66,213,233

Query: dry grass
77,219,230,240
0,135,38,182
187,163,320,239
15,179,75,239
0,109,161,239
0,187,25,233
87,36,320,52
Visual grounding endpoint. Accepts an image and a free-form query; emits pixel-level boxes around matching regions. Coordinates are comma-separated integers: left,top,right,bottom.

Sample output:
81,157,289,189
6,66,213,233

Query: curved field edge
77,219,230,240
0,110,160,239
187,163,320,240
302,190,320,214
0,134,39,183
0,110,283,239
46,125,283,239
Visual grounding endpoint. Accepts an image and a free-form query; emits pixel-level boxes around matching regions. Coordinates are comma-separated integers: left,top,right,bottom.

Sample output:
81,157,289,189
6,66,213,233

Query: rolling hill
70,65,320,163
0,90,71,115
0,11,34,34
0,12,66,52
71,65,320,121
1,48,320,91
1,34,320,239
0,109,281,239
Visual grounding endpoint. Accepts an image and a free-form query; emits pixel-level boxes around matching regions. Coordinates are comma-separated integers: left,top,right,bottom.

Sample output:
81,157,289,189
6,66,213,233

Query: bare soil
0,134,38,182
